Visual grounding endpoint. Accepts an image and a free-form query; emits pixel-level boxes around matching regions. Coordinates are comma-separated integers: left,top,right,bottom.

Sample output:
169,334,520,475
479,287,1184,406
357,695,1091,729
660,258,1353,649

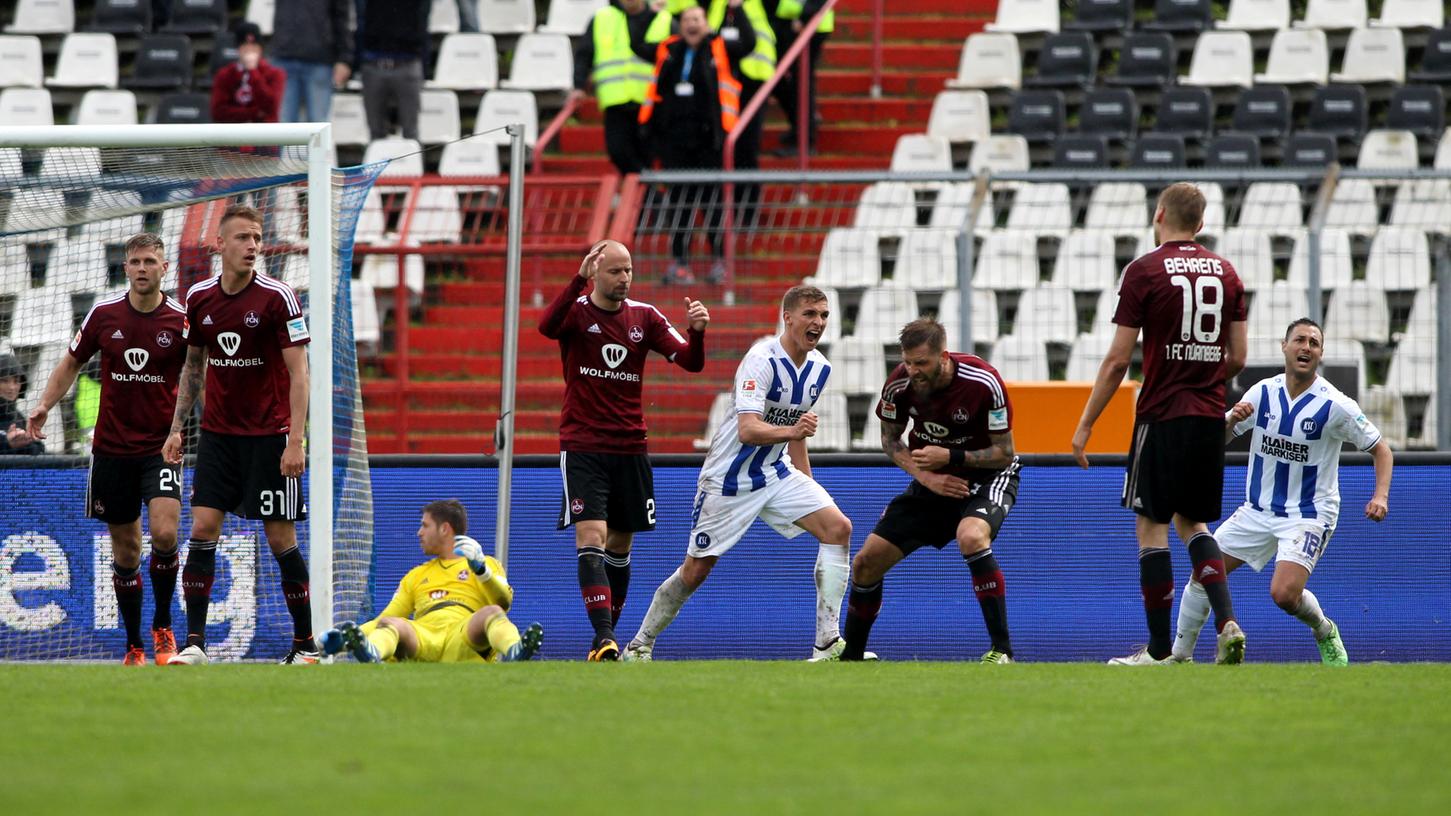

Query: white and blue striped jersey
1230,375,1382,525
698,337,831,497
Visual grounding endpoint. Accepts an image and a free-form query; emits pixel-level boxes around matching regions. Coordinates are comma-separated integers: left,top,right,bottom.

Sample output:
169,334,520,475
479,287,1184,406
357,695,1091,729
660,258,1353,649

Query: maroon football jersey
539,276,705,454
69,293,188,457
876,353,1013,486
183,272,309,436
1113,241,1248,422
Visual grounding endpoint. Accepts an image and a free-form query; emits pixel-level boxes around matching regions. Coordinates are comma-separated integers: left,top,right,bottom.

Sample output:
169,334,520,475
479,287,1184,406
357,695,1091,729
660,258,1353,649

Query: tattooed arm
161,346,206,465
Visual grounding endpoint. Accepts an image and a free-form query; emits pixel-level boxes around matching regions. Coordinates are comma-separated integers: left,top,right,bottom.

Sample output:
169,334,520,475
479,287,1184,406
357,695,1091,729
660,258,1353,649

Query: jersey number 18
1170,274,1223,343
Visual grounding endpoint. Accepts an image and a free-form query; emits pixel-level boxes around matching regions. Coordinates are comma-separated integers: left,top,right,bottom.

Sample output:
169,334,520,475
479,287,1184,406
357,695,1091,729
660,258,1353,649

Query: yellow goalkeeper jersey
364,555,512,631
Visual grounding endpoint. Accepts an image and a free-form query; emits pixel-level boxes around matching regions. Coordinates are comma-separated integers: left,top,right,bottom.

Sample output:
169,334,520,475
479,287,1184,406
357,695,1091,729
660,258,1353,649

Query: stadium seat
1052,230,1117,290
1307,85,1368,142
0,35,43,88
990,334,1049,380
500,33,572,92
814,228,881,289
351,282,381,347
474,90,539,147
3,190,66,238
9,288,73,347
985,0,1059,33
364,138,425,177
1105,32,1175,88
121,36,192,91
1004,183,1072,238
890,134,952,172
1288,228,1355,290
1357,130,1419,169
0,147,21,183
1389,179,1451,233
1084,183,1148,238
937,289,1000,346
406,187,464,243
946,32,1021,90
1066,331,1117,380
50,239,109,292
1296,0,1368,30
204,31,238,88
1438,128,1451,167
439,139,503,177
1007,90,1065,145
1130,133,1186,167
926,90,990,145
1145,0,1213,31
1247,282,1311,339
1219,0,1291,31
1324,178,1380,237
362,248,425,299
1078,88,1137,142
693,393,733,450
1372,0,1444,29
1198,182,1227,238
1360,385,1408,447
1023,32,1096,89
1330,27,1406,84
1408,27,1451,82
1053,135,1109,168
1386,334,1436,397
928,183,994,233
1065,0,1132,32
428,0,460,34
329,93,369,146
830,337,888,396
428,33,499,91
1151,87,1213,140
540,0,607,36
974,232,1040,290
1181,31,1255,88
245,0,275,35
1283,132,1339,168
854,285,919,344
1216,228,1276,290
478,0,536,34
1015,285,1078,343
1365,227,1431,289
1239,182,1304,235
160,0,227,34
352,189,388,244
38,146,100,179
46,33,118,89
855,182,918,235
1402,285,1438,338
968,135,1030,174
1254,29,1329,85
89,0,151,33
1324,281,1390,342
75,89,136,125
4,0,75,34
1232,85,1292,141
417,89,462,144
810,393,852,452
1205,133,1262,168
0,241,28,296
1386,86,1445,142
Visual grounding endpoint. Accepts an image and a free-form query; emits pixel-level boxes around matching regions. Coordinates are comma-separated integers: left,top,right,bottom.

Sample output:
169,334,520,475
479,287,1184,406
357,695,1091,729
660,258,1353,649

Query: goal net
0,124,379,660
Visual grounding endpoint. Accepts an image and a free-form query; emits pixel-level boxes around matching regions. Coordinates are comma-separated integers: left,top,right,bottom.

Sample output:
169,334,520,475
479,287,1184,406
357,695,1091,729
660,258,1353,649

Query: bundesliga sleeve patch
880,401,897,420
286,317,310,343
987,406,1009,430
69,330,81,351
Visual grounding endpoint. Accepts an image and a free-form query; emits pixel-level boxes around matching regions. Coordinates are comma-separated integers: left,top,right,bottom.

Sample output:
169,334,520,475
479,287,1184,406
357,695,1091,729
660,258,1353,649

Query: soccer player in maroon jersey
841,319,1021,663
160,204,317,665
1072,182,1251,666
27,233,188,665
538,239,709,660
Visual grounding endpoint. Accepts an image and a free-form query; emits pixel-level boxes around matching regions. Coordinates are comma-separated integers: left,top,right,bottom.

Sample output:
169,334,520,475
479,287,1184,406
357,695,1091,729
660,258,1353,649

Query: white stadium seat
1360,385,1407,448
0,87,52,125
429,33,499,92
1247,281,1311,340
1365,227,1431,289
46,33,117,89
927,90,991,145
1297,0,1368,30
814,228,881,289
984,0,1059,34
1015,285,1078,343
429,0,460,34
0,148,21,183
75,89,136,126
1091,286,1121,335
1388,179,1451,232
1255,28,1329,85
478,0,535,34
0,35,43,87
363,138,425,177
968,134,1030,174
362,246,425,297
439,139,503,177
1066,331,1118,380
0,243,29,295
810,393,852,452
693,392,734,450
890,134,952,172
855,409,884,451
1287,228,1355,290
929,182,995,233
406,187,464,243
1238,182,1304,235
1084,183,1148,239
500,33,573,92
830,337,888,396
9,288,72,347
474,90,539,147
1371,0,1444,29
974,231,1040,291
1330,27,1406,84
990,334,1049,381
4,0,75,34
51,239,108,293
246,0,275,35
352,283,381,346
540,0,607,36
1199,182,1228,239
854,182,917,234
946,32,1021,90
1386,334,1436,397
854,285,918,343
1437,129,1451,169
38,146,101,179
1052,229,1118,291
1216,228,1276,290
938,288,1000,347
1004,183,1073,239
418,89,462,144
1219,0,1291,31
330,93,370,146
1358,130,1419,169
895,229,959,290
1323,178,1380,238
1181,31,1255,89
1324,281,1390,343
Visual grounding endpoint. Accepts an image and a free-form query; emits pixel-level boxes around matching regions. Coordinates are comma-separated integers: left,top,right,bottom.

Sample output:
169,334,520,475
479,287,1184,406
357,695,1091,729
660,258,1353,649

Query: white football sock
814,543,850,648
630,566,694,649
1172,579,1211,661
1292,588,1334,639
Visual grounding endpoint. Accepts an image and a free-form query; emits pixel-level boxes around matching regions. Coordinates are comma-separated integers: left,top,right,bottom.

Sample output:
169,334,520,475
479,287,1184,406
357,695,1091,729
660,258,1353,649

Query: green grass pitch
4,662,1449,814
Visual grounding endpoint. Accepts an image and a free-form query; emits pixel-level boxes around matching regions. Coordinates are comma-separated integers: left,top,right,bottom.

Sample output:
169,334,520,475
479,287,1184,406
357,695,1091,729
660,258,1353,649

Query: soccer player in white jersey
624,285,857,661
1172,318,1393,665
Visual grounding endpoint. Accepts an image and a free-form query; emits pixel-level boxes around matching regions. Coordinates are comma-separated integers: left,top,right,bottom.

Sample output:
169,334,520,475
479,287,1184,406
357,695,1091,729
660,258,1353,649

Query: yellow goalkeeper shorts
410,616,497,664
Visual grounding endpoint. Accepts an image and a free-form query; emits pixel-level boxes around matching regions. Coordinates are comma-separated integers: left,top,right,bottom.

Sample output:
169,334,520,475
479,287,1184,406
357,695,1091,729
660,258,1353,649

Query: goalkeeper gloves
453,535,492,579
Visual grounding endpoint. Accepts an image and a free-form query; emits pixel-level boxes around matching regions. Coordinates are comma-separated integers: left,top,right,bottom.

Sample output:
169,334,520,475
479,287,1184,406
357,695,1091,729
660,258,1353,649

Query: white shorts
1214,506,1335,574
687,473,837,559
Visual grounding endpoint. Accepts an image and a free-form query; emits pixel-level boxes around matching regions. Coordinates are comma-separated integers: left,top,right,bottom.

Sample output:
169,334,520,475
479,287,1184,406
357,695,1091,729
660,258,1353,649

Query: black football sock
965,549,1012,657
113,563,144,650
604,550,631,626
1139,548,1175,660
180,540,218,649
1187,533,1235,633
577,546,615,646
274,545,314,648
148,546,179,630
841,579,883,660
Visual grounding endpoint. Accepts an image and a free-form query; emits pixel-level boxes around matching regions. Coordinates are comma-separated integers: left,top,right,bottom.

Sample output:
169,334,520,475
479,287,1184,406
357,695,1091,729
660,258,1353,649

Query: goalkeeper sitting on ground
321,499,543,663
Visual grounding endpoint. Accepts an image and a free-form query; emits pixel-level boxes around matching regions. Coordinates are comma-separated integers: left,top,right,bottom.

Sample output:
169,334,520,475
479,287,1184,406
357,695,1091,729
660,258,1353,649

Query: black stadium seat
1205,133,1262,168
1307,86,1368,143
1024,32,1097,89
203,31,239,89
1152,87,1213,140
1131,134,1187,168
153,92,212,124
1079,88,1138,141
1386,85,1446,142
162,0,228,35
1007,90,1066,145
1065,0,1133,33
1054,134,1110,168
1142,0,1213,32
1105,33,1176,89
1232,85,1292,141
1407,27,1451,83
1283,132,1339,168
123,34,193,90
89,0,153,34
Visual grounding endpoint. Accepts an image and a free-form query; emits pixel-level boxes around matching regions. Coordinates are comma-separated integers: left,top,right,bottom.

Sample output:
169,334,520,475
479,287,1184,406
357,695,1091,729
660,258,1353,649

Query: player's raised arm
26,354,82,440
539,242,605,338
280,345,309,478
1072,323,1139,468
162,345,207,465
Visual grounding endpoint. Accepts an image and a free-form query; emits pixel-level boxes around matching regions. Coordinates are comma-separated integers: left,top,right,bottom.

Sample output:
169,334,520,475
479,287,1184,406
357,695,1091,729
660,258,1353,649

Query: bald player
538,240,710,660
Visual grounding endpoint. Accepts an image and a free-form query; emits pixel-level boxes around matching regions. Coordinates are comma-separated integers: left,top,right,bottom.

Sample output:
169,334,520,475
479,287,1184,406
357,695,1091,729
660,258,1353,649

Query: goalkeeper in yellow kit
319,500,543,663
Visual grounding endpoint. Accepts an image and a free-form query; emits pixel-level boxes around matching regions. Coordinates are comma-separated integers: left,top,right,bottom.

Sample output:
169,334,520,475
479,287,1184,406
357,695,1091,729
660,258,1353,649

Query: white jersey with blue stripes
1230,374,1382,526
698,337,831,497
